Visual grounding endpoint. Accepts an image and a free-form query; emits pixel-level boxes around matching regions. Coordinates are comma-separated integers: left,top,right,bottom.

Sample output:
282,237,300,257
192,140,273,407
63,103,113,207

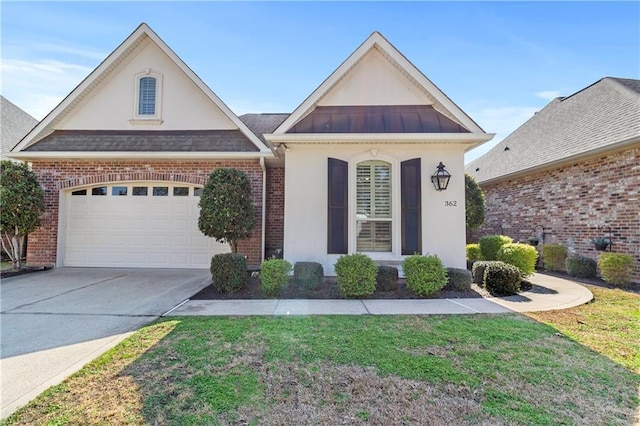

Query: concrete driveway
0,267,210,418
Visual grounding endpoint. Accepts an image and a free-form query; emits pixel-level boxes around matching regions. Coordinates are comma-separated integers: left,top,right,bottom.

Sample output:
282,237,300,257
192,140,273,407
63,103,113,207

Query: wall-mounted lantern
430,162,451,191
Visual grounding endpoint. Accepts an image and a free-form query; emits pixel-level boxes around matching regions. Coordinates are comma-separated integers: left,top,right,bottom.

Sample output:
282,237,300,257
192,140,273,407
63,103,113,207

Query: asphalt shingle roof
466,77,640,184
239,113,290,145
24,130,259,152
1,96,38,154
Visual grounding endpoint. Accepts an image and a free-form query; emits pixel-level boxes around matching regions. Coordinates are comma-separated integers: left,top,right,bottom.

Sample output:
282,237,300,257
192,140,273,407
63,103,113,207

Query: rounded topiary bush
376,266,399,292
260,259,292,297
479,235,513,261
565,255,597,278
466,244,482,261
334,253,376,298
542,244,567,272
497,243,538,277
483,261,522,296
598,253,635,287
445,268,472,292
294,261,324,290
211,253,247,293
471,260,501,284
402,254,447,297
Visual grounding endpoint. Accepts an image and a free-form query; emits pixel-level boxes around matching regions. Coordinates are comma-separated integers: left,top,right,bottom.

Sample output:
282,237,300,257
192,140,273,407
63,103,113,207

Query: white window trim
131,70,163,123
347,150,400,258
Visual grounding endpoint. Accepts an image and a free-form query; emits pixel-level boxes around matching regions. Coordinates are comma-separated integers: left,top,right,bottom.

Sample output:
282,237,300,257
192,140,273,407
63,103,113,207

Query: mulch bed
191,275,515,300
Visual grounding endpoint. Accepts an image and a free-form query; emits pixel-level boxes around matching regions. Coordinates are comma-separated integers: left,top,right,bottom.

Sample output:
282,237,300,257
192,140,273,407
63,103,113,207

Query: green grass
4,288,639,425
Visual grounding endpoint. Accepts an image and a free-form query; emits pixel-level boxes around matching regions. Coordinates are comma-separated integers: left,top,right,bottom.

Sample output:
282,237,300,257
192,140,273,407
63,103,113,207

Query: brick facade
28,159,265,267
472,146,640,282
265,165,285,258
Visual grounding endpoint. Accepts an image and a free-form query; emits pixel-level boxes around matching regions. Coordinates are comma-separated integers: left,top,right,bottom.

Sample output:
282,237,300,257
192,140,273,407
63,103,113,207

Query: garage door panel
64,183,228,268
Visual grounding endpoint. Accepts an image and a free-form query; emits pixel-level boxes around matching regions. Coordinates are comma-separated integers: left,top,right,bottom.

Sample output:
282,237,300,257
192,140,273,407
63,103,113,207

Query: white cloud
1,58,92,120
535,90,561,101
465,106,539,164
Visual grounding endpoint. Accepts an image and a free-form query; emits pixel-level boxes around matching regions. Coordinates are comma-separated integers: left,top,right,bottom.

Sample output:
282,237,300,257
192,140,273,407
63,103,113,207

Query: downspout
260,156,266,261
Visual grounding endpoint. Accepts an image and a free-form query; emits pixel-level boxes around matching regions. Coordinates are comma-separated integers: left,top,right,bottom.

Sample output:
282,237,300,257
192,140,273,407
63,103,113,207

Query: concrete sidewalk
167,272,594,316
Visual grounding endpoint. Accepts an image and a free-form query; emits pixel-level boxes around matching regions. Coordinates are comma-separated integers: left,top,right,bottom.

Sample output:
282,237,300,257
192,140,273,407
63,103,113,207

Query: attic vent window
132,71,163,124
138,77,156,115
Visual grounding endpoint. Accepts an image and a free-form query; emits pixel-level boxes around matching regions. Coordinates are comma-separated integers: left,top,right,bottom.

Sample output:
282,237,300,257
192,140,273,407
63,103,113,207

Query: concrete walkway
167,272,594,316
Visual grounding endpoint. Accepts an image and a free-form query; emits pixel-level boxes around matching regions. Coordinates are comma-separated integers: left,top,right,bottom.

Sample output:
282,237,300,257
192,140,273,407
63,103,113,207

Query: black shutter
328,158,348,254
401,158,422,255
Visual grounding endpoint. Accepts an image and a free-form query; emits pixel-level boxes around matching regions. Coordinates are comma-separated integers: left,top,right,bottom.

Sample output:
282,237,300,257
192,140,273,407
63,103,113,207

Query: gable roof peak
12,22,272,155
272,31,488,136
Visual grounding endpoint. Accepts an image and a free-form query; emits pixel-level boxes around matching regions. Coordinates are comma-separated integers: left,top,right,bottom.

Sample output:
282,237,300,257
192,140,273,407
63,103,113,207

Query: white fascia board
274,34,382,135
145,29,272,153
14,25,151,153
477,136,640,186
273,32,487,135
13,23,270,155
5,151,275,161
265,133,495,144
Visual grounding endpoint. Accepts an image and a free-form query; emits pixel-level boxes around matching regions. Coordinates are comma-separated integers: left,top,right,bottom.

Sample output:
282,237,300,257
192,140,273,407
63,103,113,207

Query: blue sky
2,1,638,162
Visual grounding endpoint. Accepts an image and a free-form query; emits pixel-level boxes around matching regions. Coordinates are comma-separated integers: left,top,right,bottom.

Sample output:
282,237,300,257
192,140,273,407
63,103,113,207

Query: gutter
477,136,640,186
260,156,266,262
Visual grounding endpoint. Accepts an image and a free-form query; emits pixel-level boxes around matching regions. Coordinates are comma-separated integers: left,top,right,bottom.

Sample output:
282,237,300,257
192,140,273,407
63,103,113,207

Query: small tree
198,168,255,253
465,174,485,231
0,161,44,269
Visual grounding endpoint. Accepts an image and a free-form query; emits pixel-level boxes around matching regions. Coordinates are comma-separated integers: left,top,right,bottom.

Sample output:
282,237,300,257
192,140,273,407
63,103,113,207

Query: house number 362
445,201,457,207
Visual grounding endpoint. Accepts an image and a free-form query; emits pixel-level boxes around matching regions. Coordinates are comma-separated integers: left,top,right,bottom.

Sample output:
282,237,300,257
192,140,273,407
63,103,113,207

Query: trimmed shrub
402,254,448,297
598,253,635,287
566,255,597,278
334,254,376,298
497,243,538,277
294,262,324,290
479,235,513,261
466,243,482,261
376,266,399,292
260,259,292,297
471,260,501,284
445,268,472,292
483,261,522,296
542,244,567,271
210,253,247,293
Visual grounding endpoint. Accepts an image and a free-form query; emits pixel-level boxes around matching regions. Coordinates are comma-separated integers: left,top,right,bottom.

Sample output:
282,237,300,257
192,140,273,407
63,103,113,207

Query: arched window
356,160,392,252
138,76,157,115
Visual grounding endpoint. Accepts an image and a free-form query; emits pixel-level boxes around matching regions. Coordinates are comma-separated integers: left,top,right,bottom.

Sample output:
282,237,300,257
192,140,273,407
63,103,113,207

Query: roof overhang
265,133,494,148
477,136,640,186
6,151,274,161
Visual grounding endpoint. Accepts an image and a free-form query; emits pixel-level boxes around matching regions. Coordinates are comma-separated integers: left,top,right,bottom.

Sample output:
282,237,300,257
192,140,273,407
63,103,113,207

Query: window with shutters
133,71,163,122
356,160,392,252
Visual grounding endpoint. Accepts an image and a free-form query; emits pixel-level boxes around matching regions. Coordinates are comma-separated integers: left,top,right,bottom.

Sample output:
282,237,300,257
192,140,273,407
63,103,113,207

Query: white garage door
63,183,229,268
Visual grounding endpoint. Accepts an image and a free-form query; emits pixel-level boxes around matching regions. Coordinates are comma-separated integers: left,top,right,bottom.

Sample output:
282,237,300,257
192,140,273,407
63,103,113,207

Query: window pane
173,187,189,196
153,186,168,196
112,186,128,196
356,160,391,219
138,76,156,115
193,187,203,197
71,189,87,196
356,221,392,252
132,186,148,196
91,187,107,196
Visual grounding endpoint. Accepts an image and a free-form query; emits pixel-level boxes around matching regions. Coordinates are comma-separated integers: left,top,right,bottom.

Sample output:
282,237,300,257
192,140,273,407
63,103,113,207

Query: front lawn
4,287,639,425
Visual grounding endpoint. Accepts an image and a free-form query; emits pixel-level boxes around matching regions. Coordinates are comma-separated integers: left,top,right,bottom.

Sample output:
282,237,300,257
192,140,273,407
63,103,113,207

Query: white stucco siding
58,39,237,131
283,144,467,276
318,48,432,107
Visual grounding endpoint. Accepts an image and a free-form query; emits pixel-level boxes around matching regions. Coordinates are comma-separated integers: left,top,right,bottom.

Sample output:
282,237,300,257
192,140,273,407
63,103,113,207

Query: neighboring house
8,23,493,273
1,96,38,157
466,77,640,282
